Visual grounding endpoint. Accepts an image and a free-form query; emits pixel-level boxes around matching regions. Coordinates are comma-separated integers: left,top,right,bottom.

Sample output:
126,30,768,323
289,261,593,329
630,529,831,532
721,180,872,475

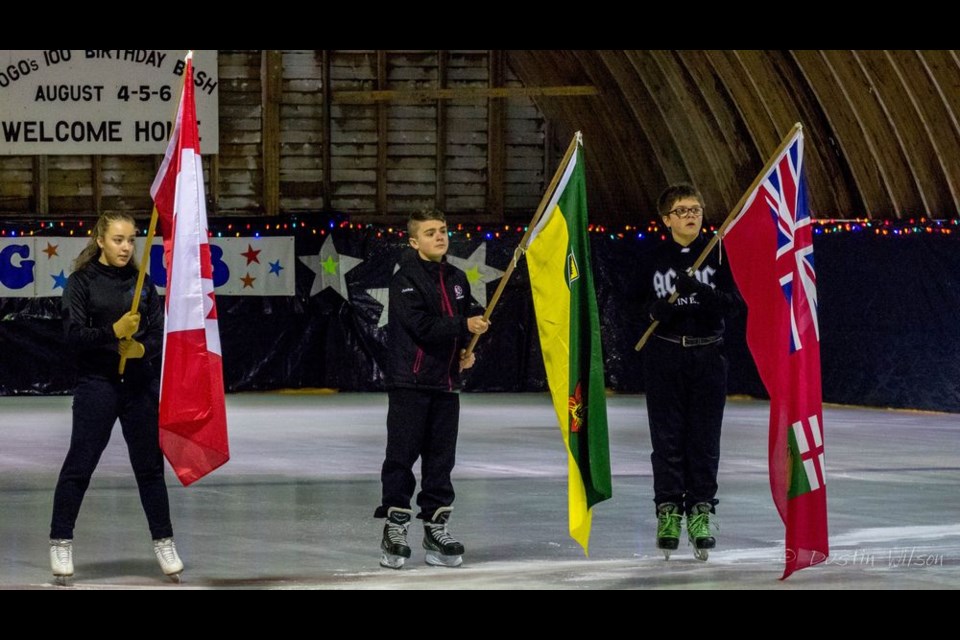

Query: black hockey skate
423,507,464,567
380,507,414,569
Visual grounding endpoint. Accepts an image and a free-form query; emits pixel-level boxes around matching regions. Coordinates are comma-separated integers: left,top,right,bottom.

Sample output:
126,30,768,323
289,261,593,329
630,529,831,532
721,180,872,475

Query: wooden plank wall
218,50,262,213
0,50,547,221
329,50,377,213
0,157,31,211
445,51,489,216
279,51,324,211
385,51,437,215
504,65,545,214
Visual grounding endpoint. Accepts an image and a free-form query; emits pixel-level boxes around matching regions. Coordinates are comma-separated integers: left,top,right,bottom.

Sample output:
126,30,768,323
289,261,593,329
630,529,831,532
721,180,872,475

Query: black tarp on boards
1,227,957,412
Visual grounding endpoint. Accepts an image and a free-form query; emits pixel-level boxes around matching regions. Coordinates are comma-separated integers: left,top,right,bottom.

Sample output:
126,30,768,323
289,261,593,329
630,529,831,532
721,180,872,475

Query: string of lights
0,216,956,239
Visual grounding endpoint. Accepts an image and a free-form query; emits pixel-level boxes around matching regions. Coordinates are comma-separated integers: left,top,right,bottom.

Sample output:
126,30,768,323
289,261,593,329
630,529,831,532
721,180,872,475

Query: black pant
376,388,459,520
644,337,727,514
50,374,173,540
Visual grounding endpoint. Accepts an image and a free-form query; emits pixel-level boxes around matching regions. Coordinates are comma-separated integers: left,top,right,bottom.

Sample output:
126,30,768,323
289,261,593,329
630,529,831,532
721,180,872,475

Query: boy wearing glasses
639,184,742,560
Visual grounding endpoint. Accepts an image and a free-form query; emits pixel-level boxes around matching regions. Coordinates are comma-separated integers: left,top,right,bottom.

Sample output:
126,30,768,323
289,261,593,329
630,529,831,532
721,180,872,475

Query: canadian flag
150,53,229,486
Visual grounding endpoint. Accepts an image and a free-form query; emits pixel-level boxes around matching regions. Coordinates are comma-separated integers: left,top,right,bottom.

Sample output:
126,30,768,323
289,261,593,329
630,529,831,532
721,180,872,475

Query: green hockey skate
656,503,683,560
687,503,716,561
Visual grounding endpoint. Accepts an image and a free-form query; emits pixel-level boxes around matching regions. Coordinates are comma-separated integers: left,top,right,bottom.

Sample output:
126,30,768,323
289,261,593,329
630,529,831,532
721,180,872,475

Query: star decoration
299,235,364,298
43,242,59,259
241,244,261,265
365,264,399,328
269,260,284,276
446,243,505,307
51,270,68,290
240,272,256,288
366,288,391,328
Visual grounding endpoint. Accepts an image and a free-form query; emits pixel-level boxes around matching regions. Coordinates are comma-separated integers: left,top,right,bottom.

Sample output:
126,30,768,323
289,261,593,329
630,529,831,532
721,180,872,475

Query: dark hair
407,209,446,236
74,212,138,271
657,183,704,217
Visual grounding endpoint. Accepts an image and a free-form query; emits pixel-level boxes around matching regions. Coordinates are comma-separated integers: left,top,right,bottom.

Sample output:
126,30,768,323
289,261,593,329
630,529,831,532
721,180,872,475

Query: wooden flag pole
118,56,190,374
462,132,581,358
634,122,803,352
119,205,160,374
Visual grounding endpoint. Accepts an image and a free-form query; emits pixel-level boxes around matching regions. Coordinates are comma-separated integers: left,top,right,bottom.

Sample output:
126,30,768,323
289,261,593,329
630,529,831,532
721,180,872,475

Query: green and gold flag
526,133,611,552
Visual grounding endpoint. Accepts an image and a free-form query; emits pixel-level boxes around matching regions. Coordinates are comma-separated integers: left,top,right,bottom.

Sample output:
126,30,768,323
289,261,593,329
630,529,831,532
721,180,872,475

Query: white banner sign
0,236,294,297
0,50,218,155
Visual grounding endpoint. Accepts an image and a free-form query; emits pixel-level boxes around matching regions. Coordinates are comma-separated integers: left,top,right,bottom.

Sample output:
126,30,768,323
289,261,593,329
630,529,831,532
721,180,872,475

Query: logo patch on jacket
401,287,414,293
454,284,465,300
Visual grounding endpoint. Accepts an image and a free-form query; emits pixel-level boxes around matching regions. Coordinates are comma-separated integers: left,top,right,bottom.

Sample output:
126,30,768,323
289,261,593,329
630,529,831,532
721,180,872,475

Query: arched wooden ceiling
507,50,960,224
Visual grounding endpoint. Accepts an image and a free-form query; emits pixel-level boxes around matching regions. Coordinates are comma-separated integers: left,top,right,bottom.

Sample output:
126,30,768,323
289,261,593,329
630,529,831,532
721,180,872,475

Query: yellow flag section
526,135,612,553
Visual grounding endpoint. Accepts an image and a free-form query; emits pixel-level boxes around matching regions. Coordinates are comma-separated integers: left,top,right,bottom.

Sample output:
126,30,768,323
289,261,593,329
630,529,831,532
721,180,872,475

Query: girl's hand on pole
112,312,141,339
118,338,145,360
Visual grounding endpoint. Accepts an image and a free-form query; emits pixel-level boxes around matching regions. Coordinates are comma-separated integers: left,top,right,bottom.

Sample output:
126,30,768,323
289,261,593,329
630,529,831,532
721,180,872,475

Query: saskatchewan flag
526,133,612,552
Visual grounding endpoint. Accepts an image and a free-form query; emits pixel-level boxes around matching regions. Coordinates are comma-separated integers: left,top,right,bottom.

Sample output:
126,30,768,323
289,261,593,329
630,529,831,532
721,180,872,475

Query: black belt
654,334,723,348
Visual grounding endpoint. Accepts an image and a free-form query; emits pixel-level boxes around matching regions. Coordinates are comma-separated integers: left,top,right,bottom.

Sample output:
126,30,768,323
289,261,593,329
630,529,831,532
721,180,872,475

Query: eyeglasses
668,206,703,219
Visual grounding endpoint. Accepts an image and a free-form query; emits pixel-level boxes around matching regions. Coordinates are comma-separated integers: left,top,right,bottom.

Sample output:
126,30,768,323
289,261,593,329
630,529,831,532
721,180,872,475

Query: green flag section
526,135,612,553
787,417,823,500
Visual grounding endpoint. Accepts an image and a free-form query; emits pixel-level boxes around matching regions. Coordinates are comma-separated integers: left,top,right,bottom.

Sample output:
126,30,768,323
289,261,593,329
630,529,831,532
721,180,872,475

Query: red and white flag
722,128,828,578
150,80,183,268
150,53,229,486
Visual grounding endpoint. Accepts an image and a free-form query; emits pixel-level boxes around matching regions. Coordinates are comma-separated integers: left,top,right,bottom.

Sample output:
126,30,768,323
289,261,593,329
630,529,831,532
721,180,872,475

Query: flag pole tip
186,51,194,61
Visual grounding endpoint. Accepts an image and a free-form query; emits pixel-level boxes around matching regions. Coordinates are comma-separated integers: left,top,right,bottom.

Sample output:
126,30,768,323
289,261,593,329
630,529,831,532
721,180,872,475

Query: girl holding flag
49,212,183,584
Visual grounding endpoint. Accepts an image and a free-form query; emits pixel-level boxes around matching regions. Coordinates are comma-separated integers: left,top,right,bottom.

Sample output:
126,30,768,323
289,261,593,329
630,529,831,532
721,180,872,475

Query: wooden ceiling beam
333,85,597,103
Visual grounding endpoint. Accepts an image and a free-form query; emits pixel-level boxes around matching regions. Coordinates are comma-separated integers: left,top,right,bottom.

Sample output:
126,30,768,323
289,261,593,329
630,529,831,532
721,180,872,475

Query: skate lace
426,523,458,546
386,522,409,545
657,510,682,538
155,539,179,564
52,541,72,565
686,512,713,539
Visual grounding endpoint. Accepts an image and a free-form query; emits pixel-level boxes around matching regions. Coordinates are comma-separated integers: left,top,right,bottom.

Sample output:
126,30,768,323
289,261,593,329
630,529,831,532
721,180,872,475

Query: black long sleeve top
638,234,743,340
61,260,163,380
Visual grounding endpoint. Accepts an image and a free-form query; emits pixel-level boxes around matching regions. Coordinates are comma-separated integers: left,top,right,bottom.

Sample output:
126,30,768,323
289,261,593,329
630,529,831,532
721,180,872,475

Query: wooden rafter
333,85,598,103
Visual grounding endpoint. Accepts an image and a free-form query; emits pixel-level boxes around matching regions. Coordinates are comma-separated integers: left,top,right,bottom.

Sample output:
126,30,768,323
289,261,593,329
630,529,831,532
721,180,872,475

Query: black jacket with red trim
386,249,479,391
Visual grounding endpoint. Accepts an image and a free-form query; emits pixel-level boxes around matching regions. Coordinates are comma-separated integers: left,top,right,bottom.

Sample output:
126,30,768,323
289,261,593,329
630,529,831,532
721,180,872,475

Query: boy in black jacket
375,210,489,569
639,184,742,561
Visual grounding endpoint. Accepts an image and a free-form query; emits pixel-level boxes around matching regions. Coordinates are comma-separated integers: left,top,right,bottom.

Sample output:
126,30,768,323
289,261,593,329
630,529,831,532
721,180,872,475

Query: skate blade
380,552,406,569
425,551,463,568
166,572,183,583
693,548,709,561
53,575,72,586
657,540,678,561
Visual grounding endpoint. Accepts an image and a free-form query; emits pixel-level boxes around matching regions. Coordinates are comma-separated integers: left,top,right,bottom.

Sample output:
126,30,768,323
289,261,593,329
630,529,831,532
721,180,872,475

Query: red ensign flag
722,129,828,578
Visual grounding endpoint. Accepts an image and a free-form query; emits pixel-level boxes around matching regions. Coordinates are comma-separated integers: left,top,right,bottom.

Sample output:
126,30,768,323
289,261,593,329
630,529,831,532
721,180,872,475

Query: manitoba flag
150,53,229,486
722,126,828,578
